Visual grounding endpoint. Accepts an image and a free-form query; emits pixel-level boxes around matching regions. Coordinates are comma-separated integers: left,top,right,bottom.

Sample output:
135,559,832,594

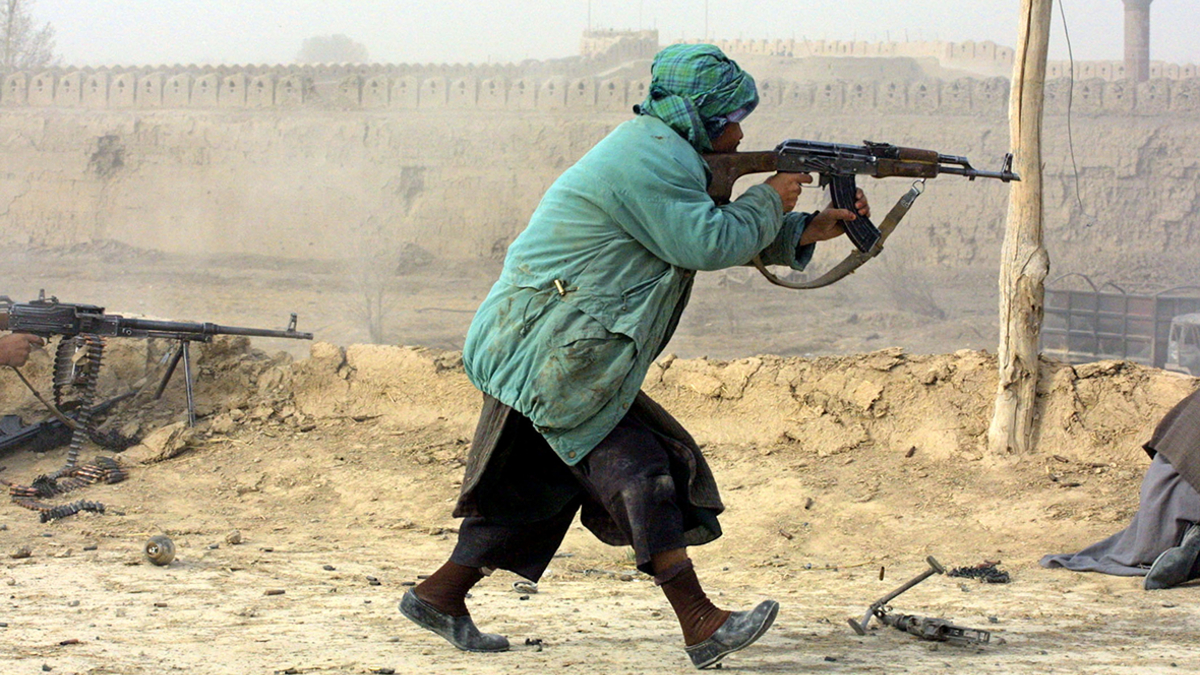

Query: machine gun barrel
106,315,312,341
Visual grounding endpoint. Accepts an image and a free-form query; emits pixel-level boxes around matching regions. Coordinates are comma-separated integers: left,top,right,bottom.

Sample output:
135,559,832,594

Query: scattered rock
121,422,194,464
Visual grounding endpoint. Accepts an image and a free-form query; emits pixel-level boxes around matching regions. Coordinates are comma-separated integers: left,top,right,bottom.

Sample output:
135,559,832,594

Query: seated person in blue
400,44,869,669
1041,388,1200,590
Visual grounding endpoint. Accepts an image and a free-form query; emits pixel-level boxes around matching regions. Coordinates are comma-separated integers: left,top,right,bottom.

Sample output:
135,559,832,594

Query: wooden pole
988,0,1053,454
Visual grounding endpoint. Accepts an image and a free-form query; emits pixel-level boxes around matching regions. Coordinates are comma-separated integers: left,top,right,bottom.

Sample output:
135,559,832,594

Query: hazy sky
35,1,1200,67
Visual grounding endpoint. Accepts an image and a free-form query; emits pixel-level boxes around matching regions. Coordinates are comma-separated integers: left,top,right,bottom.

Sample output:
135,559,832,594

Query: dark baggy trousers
449,404,710,581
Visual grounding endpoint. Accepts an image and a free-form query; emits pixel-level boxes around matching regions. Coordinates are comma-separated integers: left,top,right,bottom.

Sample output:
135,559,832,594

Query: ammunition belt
4,456,126,522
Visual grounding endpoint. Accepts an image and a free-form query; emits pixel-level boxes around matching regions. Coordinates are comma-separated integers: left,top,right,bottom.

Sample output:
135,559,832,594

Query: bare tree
295,34,370,64
988,0,1052,454
0,0,56,71
346,166,428,344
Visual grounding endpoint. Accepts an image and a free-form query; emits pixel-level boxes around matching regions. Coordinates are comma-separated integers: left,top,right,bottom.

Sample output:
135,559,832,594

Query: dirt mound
4,338,1195,554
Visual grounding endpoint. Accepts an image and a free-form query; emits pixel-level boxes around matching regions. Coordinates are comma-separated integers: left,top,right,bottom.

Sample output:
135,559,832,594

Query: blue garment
462,114,815,465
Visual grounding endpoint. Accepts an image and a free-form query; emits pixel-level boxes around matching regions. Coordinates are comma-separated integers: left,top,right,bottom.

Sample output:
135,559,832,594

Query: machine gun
1,293,313,521
704,140,1019,289
1,291,313,429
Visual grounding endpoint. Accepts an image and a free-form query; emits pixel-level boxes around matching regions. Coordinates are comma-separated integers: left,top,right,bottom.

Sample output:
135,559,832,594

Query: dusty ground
2,245,1200,675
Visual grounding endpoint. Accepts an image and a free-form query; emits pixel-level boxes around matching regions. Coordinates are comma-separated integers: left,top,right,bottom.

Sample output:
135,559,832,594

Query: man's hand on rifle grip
801,188,872,246
763,172,812,213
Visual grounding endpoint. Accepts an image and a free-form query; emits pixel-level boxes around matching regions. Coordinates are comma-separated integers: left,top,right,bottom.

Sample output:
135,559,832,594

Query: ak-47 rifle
704,140,1020,289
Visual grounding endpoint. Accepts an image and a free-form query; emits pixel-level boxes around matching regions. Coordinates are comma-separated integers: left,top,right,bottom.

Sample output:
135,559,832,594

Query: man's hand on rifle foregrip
763,172,812,213
802,188,871,246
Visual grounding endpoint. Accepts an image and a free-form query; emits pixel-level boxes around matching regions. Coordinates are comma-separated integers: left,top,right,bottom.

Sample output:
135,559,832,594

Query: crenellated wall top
2,66,1198,117
685,37,1196,82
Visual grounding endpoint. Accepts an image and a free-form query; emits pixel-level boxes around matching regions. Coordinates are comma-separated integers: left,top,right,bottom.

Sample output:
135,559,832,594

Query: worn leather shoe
399,589,510,652
1144,523,1200,590
685,599,779,669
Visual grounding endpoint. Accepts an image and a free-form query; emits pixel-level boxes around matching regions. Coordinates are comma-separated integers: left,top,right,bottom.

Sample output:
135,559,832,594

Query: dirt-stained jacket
462,114,814,465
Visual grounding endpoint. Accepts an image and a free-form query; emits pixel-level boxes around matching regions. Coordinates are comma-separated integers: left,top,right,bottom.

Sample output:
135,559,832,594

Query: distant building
580,30,659,62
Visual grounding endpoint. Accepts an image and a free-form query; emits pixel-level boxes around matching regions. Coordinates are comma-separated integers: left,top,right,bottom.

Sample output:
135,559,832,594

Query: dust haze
2,6,1200,675
3,2,1195,359
33,1,1200,66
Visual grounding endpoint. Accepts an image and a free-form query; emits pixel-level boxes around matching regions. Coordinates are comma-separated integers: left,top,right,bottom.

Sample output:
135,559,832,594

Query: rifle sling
751,180,925,290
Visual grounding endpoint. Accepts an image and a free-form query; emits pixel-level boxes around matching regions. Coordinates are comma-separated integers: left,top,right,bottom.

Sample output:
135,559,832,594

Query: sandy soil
2,246,1200,675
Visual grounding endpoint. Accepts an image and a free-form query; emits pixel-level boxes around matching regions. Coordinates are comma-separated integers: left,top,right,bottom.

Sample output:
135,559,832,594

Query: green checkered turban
635,44,758,153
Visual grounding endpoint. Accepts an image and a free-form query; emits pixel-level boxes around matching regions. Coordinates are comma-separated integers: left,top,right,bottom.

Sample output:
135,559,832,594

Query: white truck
1165,313,1200,376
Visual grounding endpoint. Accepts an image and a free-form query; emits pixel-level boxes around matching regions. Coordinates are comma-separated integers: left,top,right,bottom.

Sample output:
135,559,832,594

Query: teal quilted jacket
463,114,815,464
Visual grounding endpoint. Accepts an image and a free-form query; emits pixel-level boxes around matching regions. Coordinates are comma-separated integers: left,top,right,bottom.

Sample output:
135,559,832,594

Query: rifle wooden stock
704,151,779,205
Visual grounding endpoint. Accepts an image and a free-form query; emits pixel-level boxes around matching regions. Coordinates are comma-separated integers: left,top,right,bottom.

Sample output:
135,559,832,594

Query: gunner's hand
800,188,871,246
763,172,812,212
0,333,44,368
